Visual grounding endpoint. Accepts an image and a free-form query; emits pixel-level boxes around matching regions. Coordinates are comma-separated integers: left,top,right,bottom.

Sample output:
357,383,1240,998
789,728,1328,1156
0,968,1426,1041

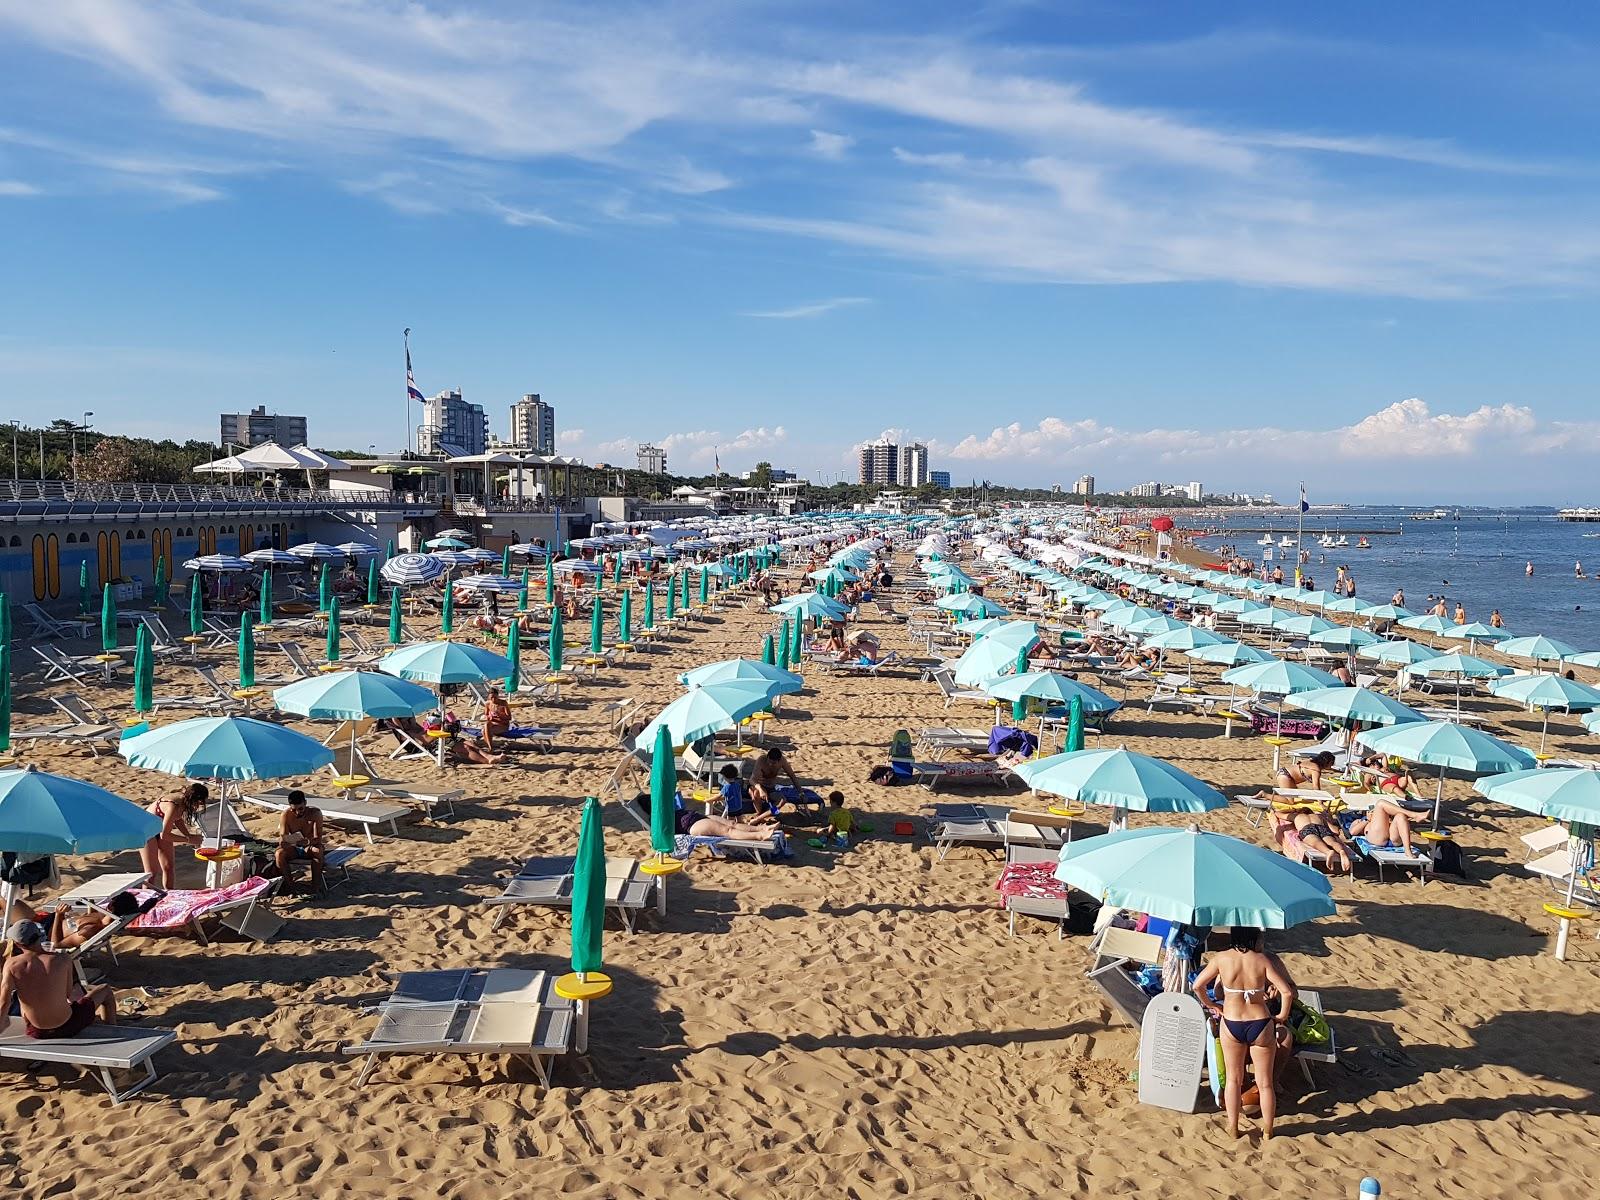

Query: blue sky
2,2,1600,501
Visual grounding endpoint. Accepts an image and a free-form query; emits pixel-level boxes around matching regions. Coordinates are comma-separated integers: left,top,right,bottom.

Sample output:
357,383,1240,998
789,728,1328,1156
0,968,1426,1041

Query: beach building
637,443,668,474
859,437,897,485
219,406,307,449
898,442,930,488
509,394,556,454
1074,474,1095,496
1185,481,1204,502
418,389,488,457
1130,481,1162,497
930,470,952,489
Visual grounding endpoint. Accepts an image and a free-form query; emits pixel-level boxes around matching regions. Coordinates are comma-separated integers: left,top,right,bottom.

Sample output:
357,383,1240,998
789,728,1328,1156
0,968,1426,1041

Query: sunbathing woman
1275,750,1335,794
1290,805,1355,873
1340,799,1421,857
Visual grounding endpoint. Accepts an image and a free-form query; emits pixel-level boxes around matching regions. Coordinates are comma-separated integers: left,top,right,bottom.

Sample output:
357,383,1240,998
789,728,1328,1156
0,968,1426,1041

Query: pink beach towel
128,875,273,931
994,862,1067,908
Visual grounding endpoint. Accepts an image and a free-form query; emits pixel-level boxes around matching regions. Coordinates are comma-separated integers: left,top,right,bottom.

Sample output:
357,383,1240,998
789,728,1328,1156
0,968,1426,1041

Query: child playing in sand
826,791,857,846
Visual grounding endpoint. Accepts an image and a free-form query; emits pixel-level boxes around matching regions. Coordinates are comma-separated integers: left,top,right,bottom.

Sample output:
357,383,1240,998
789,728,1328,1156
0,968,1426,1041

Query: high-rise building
897,442,930,488
929,470,951,489
1073,474,1095,497
509,394,556,454
1185,481,1204,502
637,443,668,474
858,437,897,485
220,406,308,449
418,389,488,457
1129,481,1162,498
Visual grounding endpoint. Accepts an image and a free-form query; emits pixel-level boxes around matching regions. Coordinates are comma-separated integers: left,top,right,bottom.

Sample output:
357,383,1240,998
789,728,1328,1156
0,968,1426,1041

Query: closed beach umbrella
777,623,791,672
386,538,395,560
100,583,117,652
379,639,514,685
78,560,91,614
133,624,154,715
545,555,556,603
1064,695,1085,753
518,568,530,612
619,590,632,645
1055,825,1335,929
259,566,273,625
789,612,805,667
318,562,332,612
761,634,775,665
643,582,656,630
189,573,204,635
388,587,403,645
0,766,160,855
648,723,676,858
153,556,168,609
505,621,521,693
502,546,512,575
441,577,454,635
571,795,607,977
666,575,678,621
1016,748,1227,819
590,597,604,654
698,567,709,606
325,596,342,663
1354,720,1536,824
366,559,380,605
0,628,10,755
238,612,256,689
548,608,564,673
1010,647,1030,721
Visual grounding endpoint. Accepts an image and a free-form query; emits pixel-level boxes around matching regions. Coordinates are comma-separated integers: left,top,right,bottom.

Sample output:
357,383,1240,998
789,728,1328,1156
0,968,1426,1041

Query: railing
0,479,435,508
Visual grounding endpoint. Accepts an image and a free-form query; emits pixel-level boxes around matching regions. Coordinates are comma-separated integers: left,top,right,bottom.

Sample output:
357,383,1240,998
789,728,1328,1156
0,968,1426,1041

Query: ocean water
1189,508,1600,649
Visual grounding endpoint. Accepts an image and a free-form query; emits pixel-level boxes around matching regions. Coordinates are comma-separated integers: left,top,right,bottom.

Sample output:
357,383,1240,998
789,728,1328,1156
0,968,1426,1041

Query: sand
4,564,1599,1200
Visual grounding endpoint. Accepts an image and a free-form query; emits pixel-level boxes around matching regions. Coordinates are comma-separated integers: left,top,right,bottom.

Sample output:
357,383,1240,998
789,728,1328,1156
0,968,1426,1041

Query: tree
748,461,773,489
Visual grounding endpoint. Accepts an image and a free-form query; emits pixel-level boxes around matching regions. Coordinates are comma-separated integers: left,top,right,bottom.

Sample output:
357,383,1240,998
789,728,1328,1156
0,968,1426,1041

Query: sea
1186,507,1600,649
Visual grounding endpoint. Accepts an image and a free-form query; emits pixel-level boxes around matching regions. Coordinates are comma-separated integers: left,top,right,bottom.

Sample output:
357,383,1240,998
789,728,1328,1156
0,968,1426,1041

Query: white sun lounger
343,967,576,1088
1521,824,1571,860
0,1025,179,1104
21,603,92,640
241,789,411,843
1526,846,1600,909
930,807,1067,861
483,855,661,932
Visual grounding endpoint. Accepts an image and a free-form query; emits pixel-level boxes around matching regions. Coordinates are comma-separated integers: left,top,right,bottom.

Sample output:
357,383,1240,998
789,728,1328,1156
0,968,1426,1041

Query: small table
1263,735,1293,772
426,728,452,768
1544,902,1589,961
49,872,152,911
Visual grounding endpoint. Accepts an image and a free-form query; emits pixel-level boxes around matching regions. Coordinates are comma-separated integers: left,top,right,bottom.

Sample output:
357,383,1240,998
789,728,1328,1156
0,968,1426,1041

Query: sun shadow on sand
1312,899,1542,959
709,1021,1104,1058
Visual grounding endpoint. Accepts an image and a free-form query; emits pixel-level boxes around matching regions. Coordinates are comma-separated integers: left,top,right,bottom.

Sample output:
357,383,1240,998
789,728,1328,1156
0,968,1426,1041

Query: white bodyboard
1138,992,1207,1113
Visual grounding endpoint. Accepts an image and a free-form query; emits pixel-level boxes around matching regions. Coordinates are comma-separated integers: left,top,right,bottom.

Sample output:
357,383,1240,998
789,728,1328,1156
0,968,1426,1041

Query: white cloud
481,197,577,230
0,180,40,195
742,297,869,319
658,425,787,466
808,129,853,160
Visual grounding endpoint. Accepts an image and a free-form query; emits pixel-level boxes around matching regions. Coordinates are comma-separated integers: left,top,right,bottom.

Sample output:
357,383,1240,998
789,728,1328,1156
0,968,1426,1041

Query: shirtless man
750,748,801,817
275,789,326,893
0,920,116,1039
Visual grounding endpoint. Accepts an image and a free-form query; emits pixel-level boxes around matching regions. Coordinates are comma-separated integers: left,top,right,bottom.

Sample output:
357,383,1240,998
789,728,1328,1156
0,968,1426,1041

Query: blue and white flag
406,343,425,405
1300,484,1310,513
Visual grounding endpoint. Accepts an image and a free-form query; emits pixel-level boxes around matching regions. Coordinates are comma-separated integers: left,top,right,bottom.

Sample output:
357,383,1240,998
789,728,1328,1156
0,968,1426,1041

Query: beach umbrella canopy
501,546,512,575
1238,606,1295,630
242,548,301,568
643,582,656,630
380,639,514,685
1214,597,1268,616
1127,614,1189,638
1017,748,1226,814
325,596,342,662
238,612,256,689
120,715,335,780
648,724,676,857
1220,659,1339,696
381,553,445,587
1142,626,1230,654
0,766,160,855
776,620,791,672
1399,613,1456,636
1065,695,1085,753
680,658,802,695
985,672,1119,712
460,548,501,567
273,670,437,720
1358,603,1414,621
638,681,777,747
289,542,347,562
1184,640,1274,667
424,536,470,550
1475,768,1600,826
978,620,1042,650
366,558,380,605
1497,635,1580,664
1354,720,1536,823
619,590,632,645
952,637,1024,687
1445,622,1512,646
955,617,1008,639
1277,614,1336,638
589,598,604,654
508,543,549,559
1490,672,1600,711
185,554,252,573
1309,625,1381,651
133,624,154,714
1323,595,1372,614
1099,605,1160,631
1292,590,1342,610
153,556,169,608
932,593,1009,619
0,613,10,755
1409,653,1509,680
545,555,556,602
1357,639,1436,667
337,542,381,560
1286,687,1425,728
1054,825,1335,929
772,591,850,622
453,573,522,595
504,621,521,693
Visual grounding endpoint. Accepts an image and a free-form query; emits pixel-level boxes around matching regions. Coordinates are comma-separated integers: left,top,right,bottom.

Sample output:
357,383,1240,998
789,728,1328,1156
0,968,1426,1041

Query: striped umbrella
454,574,522,595
460,547,501,566
431,549,477,570
289,542,347,562
336,542,381,560
243,548,301,568
184,554,252,573
381,553,445,587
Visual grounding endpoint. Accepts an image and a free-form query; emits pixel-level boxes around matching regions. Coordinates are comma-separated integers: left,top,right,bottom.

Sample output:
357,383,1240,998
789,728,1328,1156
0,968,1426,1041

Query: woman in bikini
1274,750,1334,795
1340,797,1422,857
1290,804,1355,873
139,783,208,889
1193,927,1296,1141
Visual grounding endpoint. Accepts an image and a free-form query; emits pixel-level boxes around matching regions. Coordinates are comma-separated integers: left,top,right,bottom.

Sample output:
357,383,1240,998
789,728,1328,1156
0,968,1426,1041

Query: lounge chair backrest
192,665,234,700
1096,925,1164,967
281,642,316,676
931,670,958,699
56,694,106,725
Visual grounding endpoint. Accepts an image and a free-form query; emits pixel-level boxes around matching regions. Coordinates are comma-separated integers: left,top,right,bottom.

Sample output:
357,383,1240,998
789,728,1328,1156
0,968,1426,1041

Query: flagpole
403,327,413,454
1296,480,1305,584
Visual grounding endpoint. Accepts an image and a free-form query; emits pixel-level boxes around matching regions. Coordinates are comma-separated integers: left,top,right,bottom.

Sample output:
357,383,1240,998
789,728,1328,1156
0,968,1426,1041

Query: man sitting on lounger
276,789,326,893
0,920,117,1039
750,748,801,815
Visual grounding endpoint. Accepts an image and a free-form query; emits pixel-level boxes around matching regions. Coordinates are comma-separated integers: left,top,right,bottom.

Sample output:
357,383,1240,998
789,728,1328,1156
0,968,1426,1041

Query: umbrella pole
1433,768,1445,828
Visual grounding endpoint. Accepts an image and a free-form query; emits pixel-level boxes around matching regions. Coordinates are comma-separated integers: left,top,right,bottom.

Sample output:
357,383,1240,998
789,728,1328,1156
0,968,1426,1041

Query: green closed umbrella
441,577,454,635
133,624,154,714
388,587,403,645
505,621,521,693
666,575,678,622
1066,695,1085,753
761,634,775,665
78,560,91,614
518,567,529,613
590,594,604,654
777,620,792,671
325,596,342,663
549,607,564,673
189,572,204,636
238,612,256,689
259,566,273,625
649,723,677,859
789,614,804,666
318,562,331,613
570,795,607,976
619,590,632,645
643,582,656,631
366,558,380,605
153,556,169,609
613,554,623,584
1011,646,1030,722
100,583,118,653
502,546,512,575
385,538,395,560
545,556,555,603
698,567,709,606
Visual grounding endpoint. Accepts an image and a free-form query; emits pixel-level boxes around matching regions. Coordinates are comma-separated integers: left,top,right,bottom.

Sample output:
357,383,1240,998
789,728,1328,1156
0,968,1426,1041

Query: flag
714,448,721,473
405,344,425,405
1299,484,1309,513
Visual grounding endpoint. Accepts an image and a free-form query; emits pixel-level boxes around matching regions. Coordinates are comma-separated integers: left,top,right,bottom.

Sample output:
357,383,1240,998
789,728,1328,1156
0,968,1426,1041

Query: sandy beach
5,562,1600,1200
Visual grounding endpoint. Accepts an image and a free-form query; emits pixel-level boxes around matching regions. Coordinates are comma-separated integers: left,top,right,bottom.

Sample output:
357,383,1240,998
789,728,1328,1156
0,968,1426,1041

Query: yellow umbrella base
638,858,684,877
555,972,613,1002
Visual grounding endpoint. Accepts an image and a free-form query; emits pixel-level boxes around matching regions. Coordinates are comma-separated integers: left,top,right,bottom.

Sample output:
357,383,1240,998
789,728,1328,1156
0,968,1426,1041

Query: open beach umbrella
78,560,91,614
1286,687,1424,729
388,588,403,645
772,591,849,622
100,584,117,652
0,766,160,856
290,542,347,563
185,554,252,574
1323,595,1372,614
238,612,256,689
986,672,1118,714
133,624,154,715
325,596,342,663
1488,672,1600,751
1354,720,1536,824
1309,626,1381,652
1497,635,1579,668
424,536,470,550
1220,659,1339,697
1476,768,1600,826
638,681,776,748
120,715,335,780
1238,606,1296,631
680,658,802,695
1055,825,1335,929
273,669,437,721
381,553,445,588
1410,652,1510,713
932,593,1009,619
590,598,604,655
380,639,514,685
1357,639,1436,667
1399,613,1455,637
548,608,564,673
1016,749,1227,825
1213,597,1267,616
1127,614,1189,638
366,559,380,605
953,636,1022,687
1359,603,1414,623
1143,626,1229,654
337,542,381,561
1445,622,1512,652
1277,614,1336,638
1184,640,1273,668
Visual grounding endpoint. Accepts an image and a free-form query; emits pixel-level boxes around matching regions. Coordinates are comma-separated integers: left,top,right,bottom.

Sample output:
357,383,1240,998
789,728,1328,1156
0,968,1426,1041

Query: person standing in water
1526,561,1535,578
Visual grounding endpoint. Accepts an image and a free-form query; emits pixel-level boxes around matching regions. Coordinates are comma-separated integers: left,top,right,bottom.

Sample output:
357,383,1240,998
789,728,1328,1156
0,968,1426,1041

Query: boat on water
1256,533,1275,546
1277,535,1295,548
1356,537,1372,549
1335,535,1349,547
1410,507,1458,521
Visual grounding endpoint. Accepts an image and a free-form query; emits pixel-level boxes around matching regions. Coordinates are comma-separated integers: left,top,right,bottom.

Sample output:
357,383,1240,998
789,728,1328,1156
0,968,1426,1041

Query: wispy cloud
742,297,870,320
808,129,854,160
0,180,39,195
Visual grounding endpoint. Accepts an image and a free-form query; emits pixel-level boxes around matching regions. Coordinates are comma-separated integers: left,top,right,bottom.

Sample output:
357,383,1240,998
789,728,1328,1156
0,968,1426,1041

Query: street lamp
72,410,94,480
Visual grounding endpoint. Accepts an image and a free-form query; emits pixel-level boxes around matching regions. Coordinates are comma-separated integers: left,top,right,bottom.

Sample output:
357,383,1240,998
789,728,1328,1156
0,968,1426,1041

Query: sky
2,2,1600,502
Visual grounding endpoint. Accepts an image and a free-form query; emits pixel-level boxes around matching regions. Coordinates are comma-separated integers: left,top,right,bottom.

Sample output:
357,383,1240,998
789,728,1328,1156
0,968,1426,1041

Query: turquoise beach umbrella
386,538,395,560
549,608,564,673
1488,672,1600,751
1220,659,1339,696
1354,719,1536,823
1286,687,1424,728
0,614,10,755
0,766,160,855
1309,626,1380,652
1356,639,1435,667
648,724,676,857
100,584,117,652
1054,826,1334,929
1358,603,1414,622
238,612,255,689
388,587,403,645
1016,748,1226,815
1399,613,1455,636
505,621,521,693
1476,768,1600,827
986,672,1119,713
133,624,154,714
1497,635,1580,666
1445,622,1511,650
120,715,335,781
571,795,606,976
1010,647,1029,721
638,681,776,748
680,658,802,694
273,669,437,720
325,596,342,663
1184,640,1273,668
1143,627,1230,654
379,639,514,685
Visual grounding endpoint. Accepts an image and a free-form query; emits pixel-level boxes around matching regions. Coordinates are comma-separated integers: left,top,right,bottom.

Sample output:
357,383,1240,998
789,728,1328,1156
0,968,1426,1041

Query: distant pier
1179,524,1404,536
1558,508,1600,522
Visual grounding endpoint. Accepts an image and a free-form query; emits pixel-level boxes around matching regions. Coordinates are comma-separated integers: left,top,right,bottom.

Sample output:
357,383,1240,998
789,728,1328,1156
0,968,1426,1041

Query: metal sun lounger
0,1025,179,1104
241,789,411,843
484,855,661,932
